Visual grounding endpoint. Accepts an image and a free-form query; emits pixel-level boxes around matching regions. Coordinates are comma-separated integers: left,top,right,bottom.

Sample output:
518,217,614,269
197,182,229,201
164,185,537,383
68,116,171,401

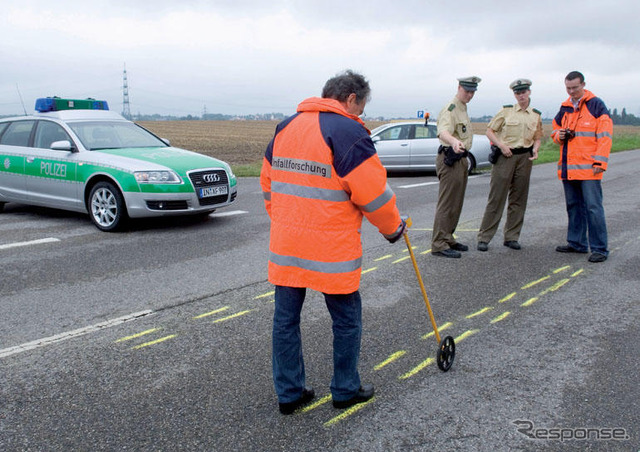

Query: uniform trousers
431,152,468,252
477,153,533,243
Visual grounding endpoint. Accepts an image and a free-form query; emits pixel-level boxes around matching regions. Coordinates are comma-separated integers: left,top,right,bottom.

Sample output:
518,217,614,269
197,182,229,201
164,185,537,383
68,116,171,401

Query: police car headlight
134,170,181,184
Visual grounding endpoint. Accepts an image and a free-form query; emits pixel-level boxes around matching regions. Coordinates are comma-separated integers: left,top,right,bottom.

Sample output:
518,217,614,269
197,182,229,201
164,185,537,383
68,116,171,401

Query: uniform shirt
488,103,543,149
437,96,473,150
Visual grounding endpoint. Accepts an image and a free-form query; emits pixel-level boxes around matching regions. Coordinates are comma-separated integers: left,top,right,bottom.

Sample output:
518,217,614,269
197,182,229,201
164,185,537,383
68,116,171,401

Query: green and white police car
0,97,237,231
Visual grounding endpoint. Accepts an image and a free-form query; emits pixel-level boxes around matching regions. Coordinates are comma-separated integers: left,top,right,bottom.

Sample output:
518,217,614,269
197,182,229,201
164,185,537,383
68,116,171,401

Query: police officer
477,79,542,251
432,76,481,258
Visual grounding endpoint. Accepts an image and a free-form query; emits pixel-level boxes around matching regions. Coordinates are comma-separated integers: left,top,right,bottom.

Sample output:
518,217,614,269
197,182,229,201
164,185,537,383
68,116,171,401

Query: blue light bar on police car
35,97,109,112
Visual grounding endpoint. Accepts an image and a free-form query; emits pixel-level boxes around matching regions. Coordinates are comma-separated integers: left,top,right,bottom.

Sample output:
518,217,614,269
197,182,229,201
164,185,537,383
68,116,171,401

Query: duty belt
511,146,533,155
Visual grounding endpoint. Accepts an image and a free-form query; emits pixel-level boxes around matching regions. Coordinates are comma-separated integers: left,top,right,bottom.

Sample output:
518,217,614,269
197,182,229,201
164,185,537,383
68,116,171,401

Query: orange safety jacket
551,90,612,180
260,97,401,294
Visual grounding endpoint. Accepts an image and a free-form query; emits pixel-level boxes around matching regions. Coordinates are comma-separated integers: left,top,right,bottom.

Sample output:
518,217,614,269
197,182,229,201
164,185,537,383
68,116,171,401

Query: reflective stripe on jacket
551,90,612,180
260,97,401,294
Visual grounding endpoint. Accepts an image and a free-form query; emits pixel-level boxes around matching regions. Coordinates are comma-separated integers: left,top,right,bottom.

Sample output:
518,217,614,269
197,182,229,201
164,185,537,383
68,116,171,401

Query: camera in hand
565,128,575,139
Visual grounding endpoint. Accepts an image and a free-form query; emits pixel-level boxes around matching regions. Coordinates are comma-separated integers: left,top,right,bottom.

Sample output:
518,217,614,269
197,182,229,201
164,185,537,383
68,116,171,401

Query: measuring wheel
436,335,455,372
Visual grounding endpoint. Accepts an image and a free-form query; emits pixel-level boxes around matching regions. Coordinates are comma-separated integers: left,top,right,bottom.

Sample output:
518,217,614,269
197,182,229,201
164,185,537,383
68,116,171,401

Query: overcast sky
2,0,639,119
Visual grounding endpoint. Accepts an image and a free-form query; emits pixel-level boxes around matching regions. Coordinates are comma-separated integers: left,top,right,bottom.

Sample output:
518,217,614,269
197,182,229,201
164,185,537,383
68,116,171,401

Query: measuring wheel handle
437,336,455,372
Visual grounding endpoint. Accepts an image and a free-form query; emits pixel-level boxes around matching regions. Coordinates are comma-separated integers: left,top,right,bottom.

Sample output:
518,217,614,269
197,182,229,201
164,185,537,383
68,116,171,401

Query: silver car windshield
67,121,167,150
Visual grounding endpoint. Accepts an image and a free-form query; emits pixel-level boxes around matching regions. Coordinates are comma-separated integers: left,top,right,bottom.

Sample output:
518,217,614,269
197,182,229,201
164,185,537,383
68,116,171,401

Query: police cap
510,78,532,93
457,76,481,92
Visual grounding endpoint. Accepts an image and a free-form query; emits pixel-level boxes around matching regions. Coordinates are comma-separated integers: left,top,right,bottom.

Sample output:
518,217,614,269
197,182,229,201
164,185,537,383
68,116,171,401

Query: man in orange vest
261,70,406,414
552,71,612,263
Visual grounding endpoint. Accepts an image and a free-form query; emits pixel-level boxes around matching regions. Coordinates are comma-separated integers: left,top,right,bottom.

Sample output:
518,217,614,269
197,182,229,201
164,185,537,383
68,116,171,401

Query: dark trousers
272,286,363,403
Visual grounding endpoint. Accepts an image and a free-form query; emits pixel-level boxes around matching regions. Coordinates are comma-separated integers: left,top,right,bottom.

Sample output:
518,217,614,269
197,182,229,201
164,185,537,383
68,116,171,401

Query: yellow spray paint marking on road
193,306,230,319
549,278,570,291
420,249,432,255
115,328,161,343
571,269,584,277
393,256,411,264
553,265,571,274
540,278,571,296
212,310,254,324
362,267,377,274
499,292,517,303
375,254,393,261
254,291,275,300
374,350,407,370
399,357,435,380
521,275,551,290
521,297,539,307
324,397,376,427
466,307,493,319
454,329,479,342
422,322,452,339
491,311,511,324
300,395,332,413
132,334,177,350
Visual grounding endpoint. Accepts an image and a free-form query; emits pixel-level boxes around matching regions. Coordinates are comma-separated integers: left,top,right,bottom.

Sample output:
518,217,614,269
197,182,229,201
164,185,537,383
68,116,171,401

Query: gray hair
321,70,371,104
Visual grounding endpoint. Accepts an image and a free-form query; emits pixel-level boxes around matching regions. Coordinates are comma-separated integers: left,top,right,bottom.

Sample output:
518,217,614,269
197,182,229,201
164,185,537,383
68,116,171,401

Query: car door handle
401,143,408,147
26,157,35,163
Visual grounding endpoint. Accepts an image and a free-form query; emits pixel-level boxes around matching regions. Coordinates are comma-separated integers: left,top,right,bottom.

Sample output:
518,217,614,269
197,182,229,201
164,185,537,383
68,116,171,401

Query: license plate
198,185,228,198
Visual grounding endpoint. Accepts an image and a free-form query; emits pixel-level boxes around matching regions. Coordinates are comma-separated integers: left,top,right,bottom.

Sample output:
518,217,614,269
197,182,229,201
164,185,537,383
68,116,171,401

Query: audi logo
203,173,221,183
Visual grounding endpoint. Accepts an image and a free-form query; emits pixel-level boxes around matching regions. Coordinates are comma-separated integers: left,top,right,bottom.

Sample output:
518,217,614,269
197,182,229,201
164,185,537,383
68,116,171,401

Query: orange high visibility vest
260,97,401,294
552,90,612,180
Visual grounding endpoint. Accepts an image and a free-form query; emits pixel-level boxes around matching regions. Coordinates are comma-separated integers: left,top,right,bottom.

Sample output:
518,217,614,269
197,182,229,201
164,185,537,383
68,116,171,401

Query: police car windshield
67,121,167,151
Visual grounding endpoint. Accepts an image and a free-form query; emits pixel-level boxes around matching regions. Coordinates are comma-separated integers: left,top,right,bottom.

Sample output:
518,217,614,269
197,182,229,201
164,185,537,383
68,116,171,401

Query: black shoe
477,242,488,252
503,241,521,250
279,387,315,415
450,242,469,252
432,249,461,258
556,245,588,254
332,384,375,409
588,252,607,263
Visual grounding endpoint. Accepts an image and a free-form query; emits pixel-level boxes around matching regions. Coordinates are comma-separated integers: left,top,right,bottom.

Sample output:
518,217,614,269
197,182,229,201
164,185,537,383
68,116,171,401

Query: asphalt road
1,151,639,451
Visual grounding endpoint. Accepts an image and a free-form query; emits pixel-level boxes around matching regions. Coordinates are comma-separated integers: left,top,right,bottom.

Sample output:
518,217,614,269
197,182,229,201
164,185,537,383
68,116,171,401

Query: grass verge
536,134,640,166
230,132,640,177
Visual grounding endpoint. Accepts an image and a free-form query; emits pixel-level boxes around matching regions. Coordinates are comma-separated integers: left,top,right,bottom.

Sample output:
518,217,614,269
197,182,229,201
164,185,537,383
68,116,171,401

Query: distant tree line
609,108,640,125
131,112,287,121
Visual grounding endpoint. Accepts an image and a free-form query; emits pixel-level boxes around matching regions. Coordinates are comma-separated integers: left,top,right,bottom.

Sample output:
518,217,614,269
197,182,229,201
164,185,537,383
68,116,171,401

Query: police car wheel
89,182,128,232
467,154,476,174
436,335,455,372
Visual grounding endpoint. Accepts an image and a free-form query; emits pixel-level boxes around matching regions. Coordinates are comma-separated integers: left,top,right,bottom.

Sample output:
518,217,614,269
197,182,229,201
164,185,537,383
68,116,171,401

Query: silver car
371,121,492,173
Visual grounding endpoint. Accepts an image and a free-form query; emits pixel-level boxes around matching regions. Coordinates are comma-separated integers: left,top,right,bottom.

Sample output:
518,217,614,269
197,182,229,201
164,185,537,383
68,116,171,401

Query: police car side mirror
372,135,381,143
50,140,77,152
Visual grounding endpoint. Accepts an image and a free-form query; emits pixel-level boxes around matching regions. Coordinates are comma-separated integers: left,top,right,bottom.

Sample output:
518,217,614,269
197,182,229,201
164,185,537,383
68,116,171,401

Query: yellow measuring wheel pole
403,217,442,344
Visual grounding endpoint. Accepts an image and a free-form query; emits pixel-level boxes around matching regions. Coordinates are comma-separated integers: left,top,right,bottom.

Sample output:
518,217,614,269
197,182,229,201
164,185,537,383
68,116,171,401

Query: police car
0,97,237,231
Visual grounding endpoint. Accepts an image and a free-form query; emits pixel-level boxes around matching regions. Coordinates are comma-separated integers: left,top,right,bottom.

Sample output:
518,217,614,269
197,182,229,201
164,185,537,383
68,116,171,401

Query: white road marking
0,310,154,359
209,210,248,217
397,174,485,189
0,237,60,251
398,181,439,189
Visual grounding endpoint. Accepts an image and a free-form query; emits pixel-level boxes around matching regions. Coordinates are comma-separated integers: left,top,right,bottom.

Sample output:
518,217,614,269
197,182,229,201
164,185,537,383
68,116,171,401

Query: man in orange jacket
261,70,406,414
551,71,612,263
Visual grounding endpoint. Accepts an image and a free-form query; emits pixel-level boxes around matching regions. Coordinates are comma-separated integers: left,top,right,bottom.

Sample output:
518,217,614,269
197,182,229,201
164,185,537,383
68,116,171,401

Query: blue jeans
562,180,608,255
272,286,362,403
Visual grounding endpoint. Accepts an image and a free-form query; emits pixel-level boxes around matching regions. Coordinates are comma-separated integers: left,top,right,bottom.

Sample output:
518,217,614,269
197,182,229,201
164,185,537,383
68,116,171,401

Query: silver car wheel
92,188,117,227
89,181,127,231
